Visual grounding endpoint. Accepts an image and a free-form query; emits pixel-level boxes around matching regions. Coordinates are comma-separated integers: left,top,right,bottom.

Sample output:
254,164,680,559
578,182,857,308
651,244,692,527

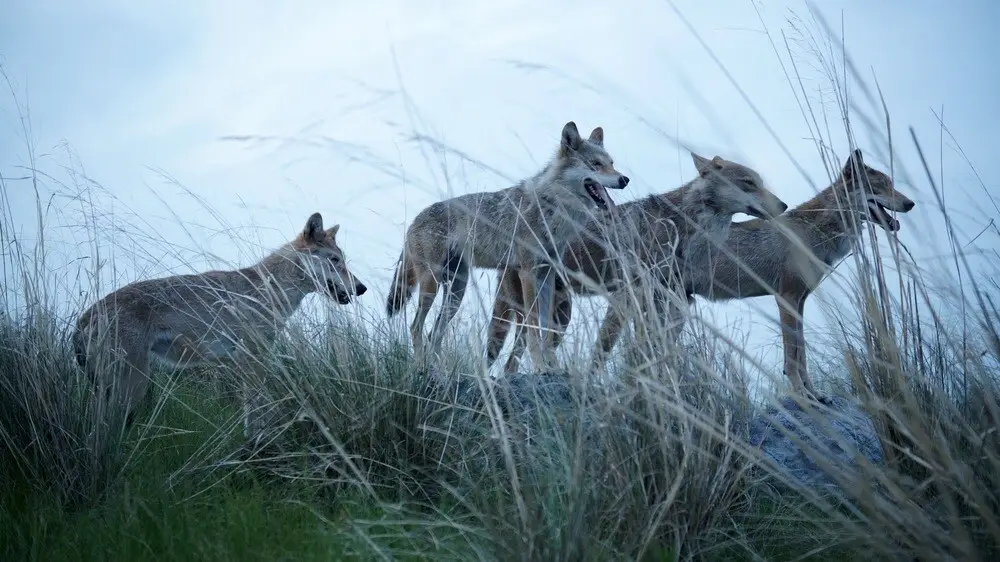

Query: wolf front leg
777,289,828,403
522,264,559,372
591,288,632,367
649,285,691,348
502,275,573,374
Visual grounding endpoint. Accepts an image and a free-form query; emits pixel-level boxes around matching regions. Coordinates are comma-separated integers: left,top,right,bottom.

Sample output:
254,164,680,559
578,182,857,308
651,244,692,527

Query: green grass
2,382,344,562
0,375,483,562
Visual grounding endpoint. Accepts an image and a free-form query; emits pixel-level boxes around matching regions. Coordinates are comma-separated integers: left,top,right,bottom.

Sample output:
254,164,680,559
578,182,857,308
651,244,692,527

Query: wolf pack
72,120,916,429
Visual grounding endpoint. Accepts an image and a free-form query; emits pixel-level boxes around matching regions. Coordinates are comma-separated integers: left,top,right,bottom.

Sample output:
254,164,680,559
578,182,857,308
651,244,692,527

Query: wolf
486,151,788,373
72,212,368,425
680,148,916,401
385,121,630,366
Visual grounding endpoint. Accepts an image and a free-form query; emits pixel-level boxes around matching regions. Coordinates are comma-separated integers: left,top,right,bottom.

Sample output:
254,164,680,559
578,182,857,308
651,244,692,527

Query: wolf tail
386,252,416,317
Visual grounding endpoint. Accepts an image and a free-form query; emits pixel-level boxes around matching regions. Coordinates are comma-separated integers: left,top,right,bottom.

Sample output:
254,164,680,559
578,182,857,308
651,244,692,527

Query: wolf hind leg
409,267,439,359
486,268,523,370
426,249,469,354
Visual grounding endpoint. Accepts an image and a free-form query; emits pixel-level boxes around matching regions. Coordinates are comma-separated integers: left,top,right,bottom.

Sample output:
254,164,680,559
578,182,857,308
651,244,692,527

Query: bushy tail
386,252,416,317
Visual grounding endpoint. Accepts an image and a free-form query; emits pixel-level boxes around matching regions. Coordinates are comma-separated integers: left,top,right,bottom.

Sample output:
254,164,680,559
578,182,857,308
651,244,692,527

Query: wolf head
690,152,788,219
834,149,915,232
295,213,368,304
549,121,630,211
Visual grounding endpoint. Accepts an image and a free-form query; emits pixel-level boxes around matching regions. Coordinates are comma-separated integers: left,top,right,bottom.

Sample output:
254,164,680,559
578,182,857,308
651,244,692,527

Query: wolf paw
800,388,832,405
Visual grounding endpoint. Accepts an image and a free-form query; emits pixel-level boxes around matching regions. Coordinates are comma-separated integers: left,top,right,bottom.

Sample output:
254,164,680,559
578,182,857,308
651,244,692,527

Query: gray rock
240,364,885,496
420,367,625,444
422,368,885,494
748,395,885,494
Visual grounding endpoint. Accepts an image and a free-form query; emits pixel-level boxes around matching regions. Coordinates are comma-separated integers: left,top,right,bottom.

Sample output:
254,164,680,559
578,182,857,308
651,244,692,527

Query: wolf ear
560,121,582,153
691,152,722,176
841,148,864,179
326,224,340,238
303,212,325,241
587,126,604,146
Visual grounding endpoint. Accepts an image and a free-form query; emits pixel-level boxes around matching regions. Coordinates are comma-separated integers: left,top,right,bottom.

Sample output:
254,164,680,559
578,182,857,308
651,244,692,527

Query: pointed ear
560,121,582,153
587,126,604,146
841,148,864,179
302,212,324,241
691,152,713,176
326,224,340,238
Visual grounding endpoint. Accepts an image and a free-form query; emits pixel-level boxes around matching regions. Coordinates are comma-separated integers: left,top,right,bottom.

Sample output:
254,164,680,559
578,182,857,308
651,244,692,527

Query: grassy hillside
1,250,998,561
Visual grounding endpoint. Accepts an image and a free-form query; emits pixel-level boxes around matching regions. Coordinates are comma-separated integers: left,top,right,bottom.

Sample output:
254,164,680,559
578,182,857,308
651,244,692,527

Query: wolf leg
778,291,826,403
788,292,828,403
501,273,573,374
427,252,469,353
592,293,627,366
485,268,522,370
503,324,527,374
532,264,561,371
410,270,439,359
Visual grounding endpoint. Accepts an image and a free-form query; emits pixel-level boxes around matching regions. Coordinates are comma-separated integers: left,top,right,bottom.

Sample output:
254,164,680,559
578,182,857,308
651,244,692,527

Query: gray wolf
487,151,787,372
682,148,915,401
385,121,630,365
73,212,367,425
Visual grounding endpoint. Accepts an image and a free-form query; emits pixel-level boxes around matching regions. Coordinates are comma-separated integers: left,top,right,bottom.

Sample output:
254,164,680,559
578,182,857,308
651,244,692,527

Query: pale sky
2,0,997,391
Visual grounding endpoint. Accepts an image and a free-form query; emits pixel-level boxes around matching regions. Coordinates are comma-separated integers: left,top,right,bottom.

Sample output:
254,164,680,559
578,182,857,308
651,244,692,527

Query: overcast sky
2,0,997,390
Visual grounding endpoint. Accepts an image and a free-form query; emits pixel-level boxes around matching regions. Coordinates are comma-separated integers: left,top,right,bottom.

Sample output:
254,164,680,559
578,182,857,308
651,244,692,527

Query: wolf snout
748,196,787,219
617,175,630,189
763,194,788,217
901,199,915,212
355,281,368,296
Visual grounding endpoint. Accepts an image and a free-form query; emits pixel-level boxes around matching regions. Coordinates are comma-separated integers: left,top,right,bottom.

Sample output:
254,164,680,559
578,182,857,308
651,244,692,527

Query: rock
240,364,885,496
423,368,885,495
420,367,624,444
748,395,885,494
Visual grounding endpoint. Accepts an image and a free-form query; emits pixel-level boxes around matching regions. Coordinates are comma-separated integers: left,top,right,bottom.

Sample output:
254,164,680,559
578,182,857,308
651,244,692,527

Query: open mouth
867,200,899,231
744,205,768,219
327,279,353,304
584,179,615,211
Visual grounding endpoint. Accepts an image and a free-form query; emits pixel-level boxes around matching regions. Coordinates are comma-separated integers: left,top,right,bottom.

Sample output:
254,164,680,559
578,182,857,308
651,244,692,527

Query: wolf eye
591,159,603,168
329,256,341,264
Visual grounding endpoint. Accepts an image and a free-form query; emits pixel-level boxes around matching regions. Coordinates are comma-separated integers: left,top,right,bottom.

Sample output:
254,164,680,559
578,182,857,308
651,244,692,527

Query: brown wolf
682,148,915,401
73,212,367,424
487,151,787,373
385,121,629,364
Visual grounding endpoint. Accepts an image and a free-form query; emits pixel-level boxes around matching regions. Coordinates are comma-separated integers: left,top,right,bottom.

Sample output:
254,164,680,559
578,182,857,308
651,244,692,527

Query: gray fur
684,149,915,401
492,149,916,402
386,121,630,364
488,152,787,372
72,212,367,425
